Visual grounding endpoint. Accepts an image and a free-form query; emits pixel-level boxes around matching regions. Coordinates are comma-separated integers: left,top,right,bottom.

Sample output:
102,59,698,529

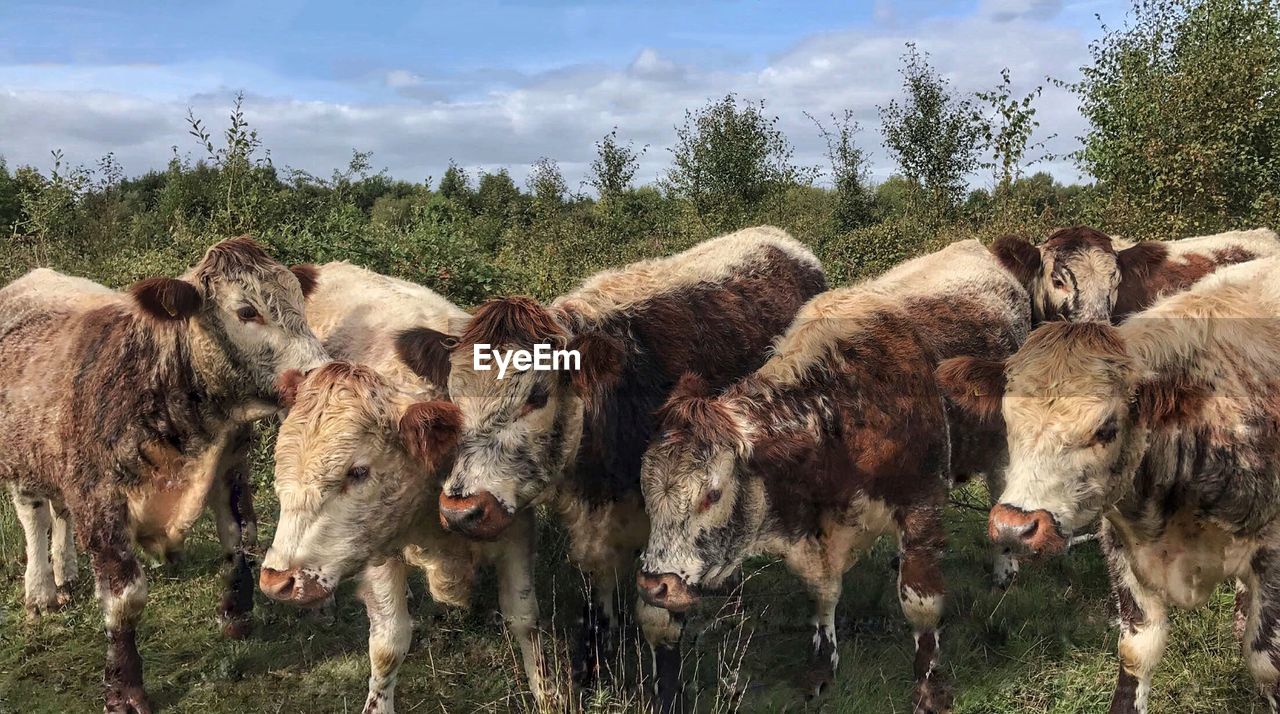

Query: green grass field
0,434,1265,713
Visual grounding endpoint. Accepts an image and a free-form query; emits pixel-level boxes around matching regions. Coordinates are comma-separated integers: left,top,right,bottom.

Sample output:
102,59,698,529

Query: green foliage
663,93,815,231
879,44,983,212
975,68,1052,187
588,128,646,199
810,110,874,231
1073,0,1280,238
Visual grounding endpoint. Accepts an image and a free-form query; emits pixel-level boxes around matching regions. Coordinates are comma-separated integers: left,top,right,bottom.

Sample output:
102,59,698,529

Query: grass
0,450,1267,713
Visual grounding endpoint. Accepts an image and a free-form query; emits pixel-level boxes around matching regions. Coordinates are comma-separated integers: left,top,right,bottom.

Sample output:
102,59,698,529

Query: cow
635,239,1030,711
935,256,1280,713
0,236,327,713
258,262,552,712
991,226,1279,324
398,226,826,712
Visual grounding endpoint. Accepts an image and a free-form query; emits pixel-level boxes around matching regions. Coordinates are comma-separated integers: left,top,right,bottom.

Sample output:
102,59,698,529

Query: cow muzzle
259,567,332,607
637,571,700,613
439,491,513,540
988,503,1067,556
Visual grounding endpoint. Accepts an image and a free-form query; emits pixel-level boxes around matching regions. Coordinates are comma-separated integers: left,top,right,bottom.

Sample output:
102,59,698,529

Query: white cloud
0,10,1098,192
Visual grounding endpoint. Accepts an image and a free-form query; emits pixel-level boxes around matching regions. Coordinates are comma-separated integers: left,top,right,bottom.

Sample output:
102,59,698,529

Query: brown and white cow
0,236,327,713
636,239,1030,710
937,256,1280,712
258,262,551,712
405,227,825,712
991,226,1279,324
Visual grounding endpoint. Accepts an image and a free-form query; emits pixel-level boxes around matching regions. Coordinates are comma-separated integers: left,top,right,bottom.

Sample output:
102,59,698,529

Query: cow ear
395,327,459,387
1117,242,1168,282
276,369,305,409
290,264,319,298
130,277,202,321
748,430,812,470
991,235,1043,288
399,401,462,473
1134,376,1208,429
567,331,626,396
936,356,1008,424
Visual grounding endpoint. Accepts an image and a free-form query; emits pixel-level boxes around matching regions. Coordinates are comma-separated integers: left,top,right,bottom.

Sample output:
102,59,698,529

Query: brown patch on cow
988,504,1066,555
1113,241,1255,320
400,401,462,471
1214,246,1257,265
1042,226,1116,255
197,235,275,278
290,263,319,298
395,327,458,388
1135,376,1211,429
1011,320,1128,371
129,277,202,320
936,357,1007,424
567,330,626,396
456,296,566,351
990,234,1043,289
655,373,740,446
276,369,304,408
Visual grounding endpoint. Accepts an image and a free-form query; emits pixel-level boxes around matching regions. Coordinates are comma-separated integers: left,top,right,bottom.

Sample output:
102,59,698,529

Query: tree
878,44,983,211
1071,0,1280,237
975,68,1051,188
0,158,19,234
475,169,523,220
588,128,645,198
663,93,813,222
526,157,567,207
809,110,873,230
438,160,474,205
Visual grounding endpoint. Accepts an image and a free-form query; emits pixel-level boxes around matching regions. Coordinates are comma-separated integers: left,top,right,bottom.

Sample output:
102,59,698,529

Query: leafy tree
878,44,982,211
975,69,1051,188
1072,0,1280,237
0,158,19,234
186,92,279,234
527,157,567,207
663,93,813,225
588,128,646,198
809,110,873,230
438,160,474,205
475,169,523,219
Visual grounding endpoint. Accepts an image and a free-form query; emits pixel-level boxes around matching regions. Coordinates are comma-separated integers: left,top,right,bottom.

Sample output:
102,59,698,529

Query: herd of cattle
1,223,1279,713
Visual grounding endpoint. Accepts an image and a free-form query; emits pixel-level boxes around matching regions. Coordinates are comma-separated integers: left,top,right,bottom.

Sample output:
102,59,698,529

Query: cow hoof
912,680,954,714
221,615,253,640
56,584,76,608
24,593,61,620
803,669,834,700
104,685,152,714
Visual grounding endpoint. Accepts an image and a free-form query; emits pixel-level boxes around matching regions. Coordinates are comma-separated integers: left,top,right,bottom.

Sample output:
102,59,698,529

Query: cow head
437,297,620,540
260,362,460,606
130,236,327,405
992,227,1120,323
938,322,1151,557
637,373,766,613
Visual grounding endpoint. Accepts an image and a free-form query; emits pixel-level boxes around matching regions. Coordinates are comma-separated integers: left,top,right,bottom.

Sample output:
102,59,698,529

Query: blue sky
0,0,1127,189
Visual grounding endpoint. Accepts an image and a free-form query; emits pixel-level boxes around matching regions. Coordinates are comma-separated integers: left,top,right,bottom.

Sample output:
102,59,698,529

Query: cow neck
185,319,251,417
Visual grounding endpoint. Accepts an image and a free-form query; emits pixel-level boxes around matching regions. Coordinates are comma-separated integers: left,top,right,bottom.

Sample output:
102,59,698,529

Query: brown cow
258,262,552,712
402,226,826,712
0,237,327,713
938,256,1280,712
636,239,1030,711
991,227,1279,324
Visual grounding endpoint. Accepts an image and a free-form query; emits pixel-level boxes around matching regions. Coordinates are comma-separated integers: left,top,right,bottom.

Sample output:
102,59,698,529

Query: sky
0,0,1129,192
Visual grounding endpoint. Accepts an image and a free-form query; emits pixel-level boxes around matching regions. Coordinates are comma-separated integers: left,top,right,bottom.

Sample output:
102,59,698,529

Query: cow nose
259,567,297,601
439,491,514,540
988,503,1066,555
637,571,699,613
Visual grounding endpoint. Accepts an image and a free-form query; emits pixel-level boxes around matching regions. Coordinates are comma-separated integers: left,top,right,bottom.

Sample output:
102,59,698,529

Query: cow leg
1102,525,1167,714
571,573,618,690
51,498,79,606
210,435,255,639
898,505,950,714
797,569,841,700
1244,551,1280,711
358,556,411,714
637,596,685,714
494,513,552,708
86,504,152,714
11,487,58,617
1235,579,1252,642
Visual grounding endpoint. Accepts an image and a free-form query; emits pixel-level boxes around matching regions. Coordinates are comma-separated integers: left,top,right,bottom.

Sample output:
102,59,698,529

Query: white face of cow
636,380,765,613
1038,244,1122,323
260,362,460,606
938,322,1144,556
131,237,328,404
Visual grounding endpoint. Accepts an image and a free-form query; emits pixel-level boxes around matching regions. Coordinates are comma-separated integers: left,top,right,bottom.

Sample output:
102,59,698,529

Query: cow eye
526,387,549,411
698,488,722,513
347,466,370,483
1091,421,1118,446
1051,276,1067,290
236,304,260,322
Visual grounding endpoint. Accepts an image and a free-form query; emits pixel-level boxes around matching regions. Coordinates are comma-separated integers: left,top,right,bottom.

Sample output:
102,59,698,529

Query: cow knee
99,574,148,630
